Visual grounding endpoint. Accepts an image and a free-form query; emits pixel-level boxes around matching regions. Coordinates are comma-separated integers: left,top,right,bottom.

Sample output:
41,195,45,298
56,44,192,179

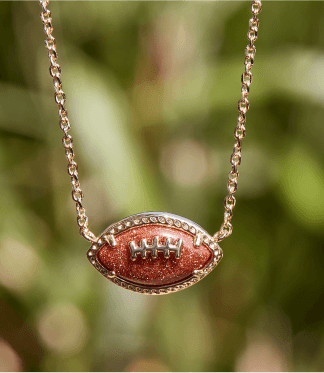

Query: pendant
87,212,223,294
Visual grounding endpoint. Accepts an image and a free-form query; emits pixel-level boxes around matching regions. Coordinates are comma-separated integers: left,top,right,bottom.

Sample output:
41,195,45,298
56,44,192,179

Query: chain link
39,0,261,244
214,0,262,242
39,1,98,243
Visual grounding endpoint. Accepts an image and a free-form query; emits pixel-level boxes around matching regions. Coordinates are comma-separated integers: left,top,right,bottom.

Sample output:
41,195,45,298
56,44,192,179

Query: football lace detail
129,236,183,260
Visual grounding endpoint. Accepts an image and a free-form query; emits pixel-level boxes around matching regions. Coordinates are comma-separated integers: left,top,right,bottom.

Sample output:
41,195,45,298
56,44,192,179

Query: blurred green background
1,1,324,371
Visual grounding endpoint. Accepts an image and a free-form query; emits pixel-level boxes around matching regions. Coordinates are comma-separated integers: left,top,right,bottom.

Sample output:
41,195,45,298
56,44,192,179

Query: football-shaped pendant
87,212,223,294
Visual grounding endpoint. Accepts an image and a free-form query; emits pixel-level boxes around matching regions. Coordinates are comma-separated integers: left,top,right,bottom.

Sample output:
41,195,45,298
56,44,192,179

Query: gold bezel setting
87,212,223,294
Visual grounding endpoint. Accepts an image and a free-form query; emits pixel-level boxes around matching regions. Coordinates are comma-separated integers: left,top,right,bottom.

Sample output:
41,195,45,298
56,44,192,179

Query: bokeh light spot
125,358,170,372
37,304,88,354
0,339,22,372
160,139,208,187
0,238,41,293
236,332,289,372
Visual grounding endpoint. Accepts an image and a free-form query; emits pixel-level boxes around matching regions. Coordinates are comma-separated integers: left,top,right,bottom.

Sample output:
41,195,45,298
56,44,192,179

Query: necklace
39,0,262,295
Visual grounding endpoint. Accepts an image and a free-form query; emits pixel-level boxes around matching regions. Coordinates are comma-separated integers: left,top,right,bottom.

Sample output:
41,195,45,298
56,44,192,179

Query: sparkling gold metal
39,0,97,243
214,0,262,242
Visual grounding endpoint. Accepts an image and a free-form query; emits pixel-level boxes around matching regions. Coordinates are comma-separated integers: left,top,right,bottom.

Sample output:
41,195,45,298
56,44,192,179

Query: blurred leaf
276,142,324,232
63,49,164,216
152,292,214,371
0,83,47,139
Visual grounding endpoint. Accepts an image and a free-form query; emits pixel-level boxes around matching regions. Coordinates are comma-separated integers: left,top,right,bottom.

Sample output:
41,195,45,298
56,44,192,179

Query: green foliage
0,2,324,371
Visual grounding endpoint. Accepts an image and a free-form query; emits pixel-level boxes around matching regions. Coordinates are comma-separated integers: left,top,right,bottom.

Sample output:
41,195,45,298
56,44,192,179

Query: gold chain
214,0,262,242
39,0,261,244
39,1,98,243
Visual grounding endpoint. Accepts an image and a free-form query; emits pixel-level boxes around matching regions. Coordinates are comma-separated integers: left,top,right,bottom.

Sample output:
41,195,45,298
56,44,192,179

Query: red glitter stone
97,224,213,287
